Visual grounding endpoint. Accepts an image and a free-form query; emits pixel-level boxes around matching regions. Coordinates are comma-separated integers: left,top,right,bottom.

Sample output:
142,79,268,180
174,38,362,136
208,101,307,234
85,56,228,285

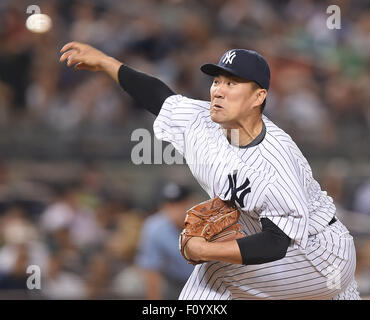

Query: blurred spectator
0,205,49,298
42,252,86,299
319,159,370,236
0,206,49,274
84,251,111,299
355,238,370,298
0,244,30,298
39,184,78,234
353,180,370,216
0,6,33,114
134,182,196,300
320,158,350,214
39,183,89,275
106,209,144,263
111,263,147,299
40,183,106,251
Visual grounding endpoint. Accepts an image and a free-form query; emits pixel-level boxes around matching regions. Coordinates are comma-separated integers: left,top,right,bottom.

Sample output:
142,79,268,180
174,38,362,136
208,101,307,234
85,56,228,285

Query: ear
255,89,267,107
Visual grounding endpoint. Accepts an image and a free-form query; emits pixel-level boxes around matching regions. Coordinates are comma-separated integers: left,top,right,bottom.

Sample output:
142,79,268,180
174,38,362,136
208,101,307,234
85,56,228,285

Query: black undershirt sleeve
117,64,176,116
236,218,290,265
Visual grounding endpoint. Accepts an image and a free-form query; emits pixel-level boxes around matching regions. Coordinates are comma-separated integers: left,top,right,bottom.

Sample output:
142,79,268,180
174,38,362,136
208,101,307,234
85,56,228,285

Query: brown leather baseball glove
179,197,244,265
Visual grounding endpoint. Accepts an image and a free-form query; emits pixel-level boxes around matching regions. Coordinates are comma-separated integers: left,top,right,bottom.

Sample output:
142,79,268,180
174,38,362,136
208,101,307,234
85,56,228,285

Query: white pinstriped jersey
153,95,360,300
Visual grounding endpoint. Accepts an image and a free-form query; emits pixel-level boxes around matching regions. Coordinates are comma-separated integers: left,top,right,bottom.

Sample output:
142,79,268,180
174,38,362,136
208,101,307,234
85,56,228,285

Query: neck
223,115,263,147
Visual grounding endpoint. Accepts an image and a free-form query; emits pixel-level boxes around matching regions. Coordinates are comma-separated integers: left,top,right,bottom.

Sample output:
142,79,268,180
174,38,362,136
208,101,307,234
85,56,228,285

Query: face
209,73,264,128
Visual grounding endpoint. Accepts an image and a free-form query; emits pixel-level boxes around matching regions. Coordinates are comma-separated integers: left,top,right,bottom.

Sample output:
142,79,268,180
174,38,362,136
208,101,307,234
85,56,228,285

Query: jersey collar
235,121,266,149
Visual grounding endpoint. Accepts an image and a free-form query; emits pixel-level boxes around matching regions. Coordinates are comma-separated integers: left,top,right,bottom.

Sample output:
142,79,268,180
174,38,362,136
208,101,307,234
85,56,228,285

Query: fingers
60,41,83,53
59,42,85,66
59,49,76,62
59,48,85,67
59,50,82,67
66,53,82,67
59,41,100,71
74,62,96,71
74,62,84,70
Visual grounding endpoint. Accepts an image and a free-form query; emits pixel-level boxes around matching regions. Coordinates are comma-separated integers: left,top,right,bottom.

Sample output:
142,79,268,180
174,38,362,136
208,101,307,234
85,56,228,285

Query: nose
215,91,224,99
212,83,225,99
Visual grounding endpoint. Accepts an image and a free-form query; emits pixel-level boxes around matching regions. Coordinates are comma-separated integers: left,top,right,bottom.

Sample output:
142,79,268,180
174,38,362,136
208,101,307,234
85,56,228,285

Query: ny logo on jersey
224,170,251,207
222,50,236,64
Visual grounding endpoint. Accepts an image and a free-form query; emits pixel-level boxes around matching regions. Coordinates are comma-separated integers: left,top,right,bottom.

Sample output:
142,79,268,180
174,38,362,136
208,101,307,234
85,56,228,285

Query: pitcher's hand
60,41,108,71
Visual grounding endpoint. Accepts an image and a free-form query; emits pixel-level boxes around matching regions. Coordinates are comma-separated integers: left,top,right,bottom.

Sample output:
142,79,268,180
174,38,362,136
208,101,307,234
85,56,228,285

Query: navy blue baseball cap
200,49,270,91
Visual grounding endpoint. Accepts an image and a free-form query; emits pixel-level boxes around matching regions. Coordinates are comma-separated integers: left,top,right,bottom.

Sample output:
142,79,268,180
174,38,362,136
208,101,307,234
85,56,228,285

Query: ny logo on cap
222,50,236,65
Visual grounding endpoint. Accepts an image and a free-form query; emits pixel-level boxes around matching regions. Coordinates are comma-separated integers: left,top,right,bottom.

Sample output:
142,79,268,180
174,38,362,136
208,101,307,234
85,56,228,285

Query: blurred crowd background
0,0,369,299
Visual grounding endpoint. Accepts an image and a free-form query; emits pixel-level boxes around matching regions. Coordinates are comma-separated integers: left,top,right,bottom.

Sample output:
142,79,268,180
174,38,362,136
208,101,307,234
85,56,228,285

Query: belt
329,217,337,225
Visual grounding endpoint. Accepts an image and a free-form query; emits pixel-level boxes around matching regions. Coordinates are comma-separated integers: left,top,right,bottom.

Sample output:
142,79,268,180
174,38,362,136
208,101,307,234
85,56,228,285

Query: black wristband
236,218,290,265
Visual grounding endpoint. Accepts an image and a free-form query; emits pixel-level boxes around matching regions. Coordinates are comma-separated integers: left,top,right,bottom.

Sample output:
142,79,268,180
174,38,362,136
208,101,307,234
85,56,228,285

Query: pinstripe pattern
153,95,360,300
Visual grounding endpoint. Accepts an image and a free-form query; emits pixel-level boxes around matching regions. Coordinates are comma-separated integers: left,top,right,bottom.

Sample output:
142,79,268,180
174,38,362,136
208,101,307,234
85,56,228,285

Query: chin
210,114,233,129
210,110,222,123
210,114,221,124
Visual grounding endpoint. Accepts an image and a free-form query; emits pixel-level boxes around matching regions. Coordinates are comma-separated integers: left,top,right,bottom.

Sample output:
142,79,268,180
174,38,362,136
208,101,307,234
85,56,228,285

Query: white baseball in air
26,13,52,33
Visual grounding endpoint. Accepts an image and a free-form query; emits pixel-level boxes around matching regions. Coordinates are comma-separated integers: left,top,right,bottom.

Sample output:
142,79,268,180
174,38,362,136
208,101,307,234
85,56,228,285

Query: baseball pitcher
60,42,360,300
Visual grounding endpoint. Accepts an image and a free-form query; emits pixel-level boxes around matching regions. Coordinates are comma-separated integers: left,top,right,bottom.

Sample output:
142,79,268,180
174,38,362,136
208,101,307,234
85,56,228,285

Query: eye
213,79,220,85
227,81,235,86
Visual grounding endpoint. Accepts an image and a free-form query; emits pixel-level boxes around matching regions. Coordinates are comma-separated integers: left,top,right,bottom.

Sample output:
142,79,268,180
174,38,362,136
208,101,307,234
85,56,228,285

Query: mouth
212,104,223,110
